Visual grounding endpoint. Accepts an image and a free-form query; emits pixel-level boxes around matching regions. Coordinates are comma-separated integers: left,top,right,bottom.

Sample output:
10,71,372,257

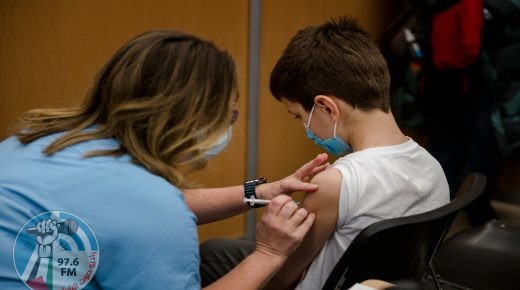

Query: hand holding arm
203,195,315,290
183,153,329,224
263,168,342,290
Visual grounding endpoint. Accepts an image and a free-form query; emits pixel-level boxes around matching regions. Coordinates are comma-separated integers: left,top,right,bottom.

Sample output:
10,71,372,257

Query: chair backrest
322,173,487,290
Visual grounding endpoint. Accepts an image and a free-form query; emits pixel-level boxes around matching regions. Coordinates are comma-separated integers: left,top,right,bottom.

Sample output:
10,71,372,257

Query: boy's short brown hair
270,17,391,112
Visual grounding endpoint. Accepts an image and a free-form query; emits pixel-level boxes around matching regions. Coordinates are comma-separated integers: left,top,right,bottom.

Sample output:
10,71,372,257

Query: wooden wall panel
0,0,249,242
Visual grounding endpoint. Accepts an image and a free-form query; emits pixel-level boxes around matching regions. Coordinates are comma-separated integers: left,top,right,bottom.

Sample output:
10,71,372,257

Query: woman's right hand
254,195,315,260
203,196,315,290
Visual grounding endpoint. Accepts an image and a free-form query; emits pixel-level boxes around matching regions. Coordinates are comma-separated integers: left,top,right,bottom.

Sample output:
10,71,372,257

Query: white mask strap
306,105,316,128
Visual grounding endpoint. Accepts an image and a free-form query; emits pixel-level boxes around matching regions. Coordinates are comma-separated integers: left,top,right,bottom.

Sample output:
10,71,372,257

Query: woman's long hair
14,31,238,187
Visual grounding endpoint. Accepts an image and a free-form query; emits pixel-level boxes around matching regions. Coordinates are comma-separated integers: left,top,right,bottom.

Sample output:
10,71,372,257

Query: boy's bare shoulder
303,167,342,211
311,167,342,192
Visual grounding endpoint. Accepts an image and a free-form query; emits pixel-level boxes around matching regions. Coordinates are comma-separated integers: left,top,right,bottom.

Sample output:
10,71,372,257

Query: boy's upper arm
264,168,342,290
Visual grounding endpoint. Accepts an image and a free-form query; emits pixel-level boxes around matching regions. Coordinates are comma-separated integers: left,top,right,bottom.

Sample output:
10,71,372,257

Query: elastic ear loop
305,105,316,128
306,104,340,139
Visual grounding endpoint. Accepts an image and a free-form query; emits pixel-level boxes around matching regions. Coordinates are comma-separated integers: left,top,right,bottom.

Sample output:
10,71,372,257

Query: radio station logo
13,211,99,290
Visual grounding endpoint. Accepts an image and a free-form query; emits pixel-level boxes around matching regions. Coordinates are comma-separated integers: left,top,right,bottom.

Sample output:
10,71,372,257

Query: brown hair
15,30,238,187
270,16,391,112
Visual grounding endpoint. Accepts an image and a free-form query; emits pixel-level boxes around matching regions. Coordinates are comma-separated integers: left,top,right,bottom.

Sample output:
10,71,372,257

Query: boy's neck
341,109,407,152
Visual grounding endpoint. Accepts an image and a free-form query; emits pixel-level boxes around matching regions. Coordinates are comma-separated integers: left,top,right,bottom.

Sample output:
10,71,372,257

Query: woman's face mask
204,126,233,159
204,108,238,159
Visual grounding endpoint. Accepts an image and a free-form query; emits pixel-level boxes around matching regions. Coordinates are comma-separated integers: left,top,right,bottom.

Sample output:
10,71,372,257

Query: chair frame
322,173,487,290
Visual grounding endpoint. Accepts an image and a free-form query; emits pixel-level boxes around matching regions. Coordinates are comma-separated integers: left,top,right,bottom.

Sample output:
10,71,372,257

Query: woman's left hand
257,153,329,199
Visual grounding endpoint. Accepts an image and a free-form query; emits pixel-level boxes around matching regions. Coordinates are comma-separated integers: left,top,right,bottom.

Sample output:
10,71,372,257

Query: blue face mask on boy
304,105,352,156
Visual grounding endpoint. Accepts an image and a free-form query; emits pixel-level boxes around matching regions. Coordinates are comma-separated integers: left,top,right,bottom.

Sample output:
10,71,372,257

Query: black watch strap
244,177,267,208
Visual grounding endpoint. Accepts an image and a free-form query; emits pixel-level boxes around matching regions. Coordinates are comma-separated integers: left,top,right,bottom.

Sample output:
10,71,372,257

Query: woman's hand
203,195,315,290
255,195,315,260
257,153,329,199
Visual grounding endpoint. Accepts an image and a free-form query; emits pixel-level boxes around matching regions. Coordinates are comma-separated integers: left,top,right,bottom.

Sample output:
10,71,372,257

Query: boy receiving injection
263,16,450,289
200,17,449,290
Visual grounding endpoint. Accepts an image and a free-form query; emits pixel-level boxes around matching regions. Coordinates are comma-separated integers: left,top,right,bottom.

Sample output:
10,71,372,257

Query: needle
243,198,300,206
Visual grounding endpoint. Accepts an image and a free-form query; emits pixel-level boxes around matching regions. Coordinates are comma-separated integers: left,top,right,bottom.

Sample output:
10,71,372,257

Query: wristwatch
244,177,267,208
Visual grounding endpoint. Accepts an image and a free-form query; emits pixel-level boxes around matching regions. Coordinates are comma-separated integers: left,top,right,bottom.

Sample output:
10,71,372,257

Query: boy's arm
263,168,342,290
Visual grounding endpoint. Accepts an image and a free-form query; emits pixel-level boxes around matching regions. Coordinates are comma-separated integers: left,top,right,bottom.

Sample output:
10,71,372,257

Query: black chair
322,173,487,290
432,219,520,290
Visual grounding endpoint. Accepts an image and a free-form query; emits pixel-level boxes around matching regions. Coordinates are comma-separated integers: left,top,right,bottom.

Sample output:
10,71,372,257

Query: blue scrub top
0,133,200,289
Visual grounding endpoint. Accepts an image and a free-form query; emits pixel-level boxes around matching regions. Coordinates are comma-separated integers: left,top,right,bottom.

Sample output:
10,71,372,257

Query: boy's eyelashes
288,112,300,120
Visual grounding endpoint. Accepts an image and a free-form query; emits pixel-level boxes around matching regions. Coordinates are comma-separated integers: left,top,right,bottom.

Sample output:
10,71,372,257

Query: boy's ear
313,95,341,121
